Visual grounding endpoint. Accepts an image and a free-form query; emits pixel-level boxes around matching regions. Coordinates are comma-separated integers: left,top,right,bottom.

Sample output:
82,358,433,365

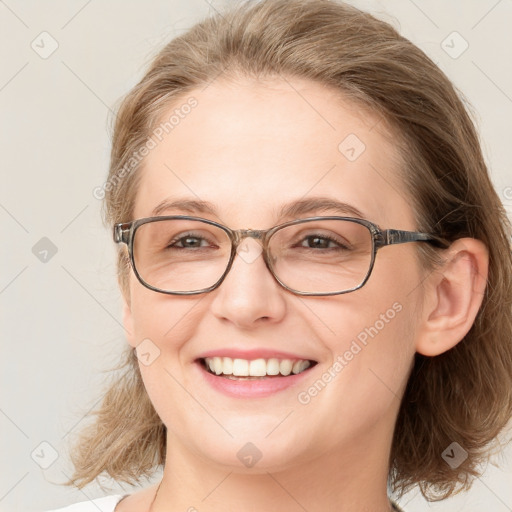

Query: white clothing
46,493,405,511
47,494,125,511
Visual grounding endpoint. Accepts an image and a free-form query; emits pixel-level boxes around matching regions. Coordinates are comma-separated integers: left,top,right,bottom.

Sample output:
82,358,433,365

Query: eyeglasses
113,215,448,296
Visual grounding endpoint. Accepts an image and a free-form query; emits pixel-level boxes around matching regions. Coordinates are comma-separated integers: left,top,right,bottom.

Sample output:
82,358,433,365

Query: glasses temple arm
380,229,449,248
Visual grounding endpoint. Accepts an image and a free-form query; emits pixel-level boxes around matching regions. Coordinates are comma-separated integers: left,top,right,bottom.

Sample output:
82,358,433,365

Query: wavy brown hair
68,0,512,500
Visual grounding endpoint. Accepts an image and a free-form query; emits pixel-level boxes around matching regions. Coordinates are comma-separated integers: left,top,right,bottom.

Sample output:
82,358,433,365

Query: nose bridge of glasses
232,228,266,247
229,229,270,266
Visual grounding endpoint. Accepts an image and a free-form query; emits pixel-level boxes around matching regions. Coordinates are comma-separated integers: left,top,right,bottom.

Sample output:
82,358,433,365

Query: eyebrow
151,196,366,221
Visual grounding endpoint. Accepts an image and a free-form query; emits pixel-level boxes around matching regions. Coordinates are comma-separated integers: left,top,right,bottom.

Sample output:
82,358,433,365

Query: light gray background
1,1,511,511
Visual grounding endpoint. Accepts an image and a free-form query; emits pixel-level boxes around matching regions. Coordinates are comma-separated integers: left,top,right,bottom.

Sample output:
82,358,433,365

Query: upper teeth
204,357,311,377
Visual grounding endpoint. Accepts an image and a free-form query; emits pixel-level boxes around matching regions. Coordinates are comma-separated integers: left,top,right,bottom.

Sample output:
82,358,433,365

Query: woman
52,0,512,510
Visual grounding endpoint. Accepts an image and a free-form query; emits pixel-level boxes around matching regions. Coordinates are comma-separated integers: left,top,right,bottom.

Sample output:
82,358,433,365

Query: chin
181,424,311,473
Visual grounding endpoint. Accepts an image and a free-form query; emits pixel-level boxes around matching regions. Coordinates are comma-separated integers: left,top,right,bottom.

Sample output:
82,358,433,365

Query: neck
150,419,395,512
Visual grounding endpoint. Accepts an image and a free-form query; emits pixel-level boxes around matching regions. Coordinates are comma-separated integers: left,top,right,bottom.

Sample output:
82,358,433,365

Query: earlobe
415,238,489,357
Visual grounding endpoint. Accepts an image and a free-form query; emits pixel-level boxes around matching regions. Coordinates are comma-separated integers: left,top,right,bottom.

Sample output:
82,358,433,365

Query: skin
116,77,488,511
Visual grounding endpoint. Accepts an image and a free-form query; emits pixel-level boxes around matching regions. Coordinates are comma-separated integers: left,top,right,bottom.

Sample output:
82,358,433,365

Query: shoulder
46,494,125,511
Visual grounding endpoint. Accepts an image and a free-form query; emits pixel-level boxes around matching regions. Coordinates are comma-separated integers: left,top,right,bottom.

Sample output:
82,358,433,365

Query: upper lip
196,348,316,362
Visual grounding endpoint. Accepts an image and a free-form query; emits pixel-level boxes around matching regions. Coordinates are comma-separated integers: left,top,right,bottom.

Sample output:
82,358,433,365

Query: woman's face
124,77,426,473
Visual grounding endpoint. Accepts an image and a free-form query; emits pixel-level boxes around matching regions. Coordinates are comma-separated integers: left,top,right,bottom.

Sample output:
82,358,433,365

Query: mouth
199,356,317,380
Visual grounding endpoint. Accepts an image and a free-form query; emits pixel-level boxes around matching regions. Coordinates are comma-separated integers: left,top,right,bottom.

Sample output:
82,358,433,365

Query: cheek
305,302,417,442
127,281,208,390
127,286,202,424
346,251,421,393
316,251,421,411
290,298,416,454
128,276,197,342
331,296,415,384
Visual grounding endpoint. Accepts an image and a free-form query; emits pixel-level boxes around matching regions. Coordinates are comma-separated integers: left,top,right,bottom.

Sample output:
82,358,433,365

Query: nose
209,237,287,329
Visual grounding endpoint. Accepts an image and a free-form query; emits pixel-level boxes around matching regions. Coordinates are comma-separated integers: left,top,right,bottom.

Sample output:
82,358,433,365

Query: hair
68,0,512,501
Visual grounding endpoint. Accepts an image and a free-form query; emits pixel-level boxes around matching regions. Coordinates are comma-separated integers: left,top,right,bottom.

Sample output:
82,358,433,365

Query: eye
167,233,215,249
294,232,351,251
300,234,344,249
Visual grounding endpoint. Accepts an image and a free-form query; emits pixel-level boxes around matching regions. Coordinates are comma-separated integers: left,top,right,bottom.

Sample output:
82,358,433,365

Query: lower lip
195,361,313,398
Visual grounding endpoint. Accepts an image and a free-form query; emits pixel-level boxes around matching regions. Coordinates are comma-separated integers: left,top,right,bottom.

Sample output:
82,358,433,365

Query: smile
201,357,315,379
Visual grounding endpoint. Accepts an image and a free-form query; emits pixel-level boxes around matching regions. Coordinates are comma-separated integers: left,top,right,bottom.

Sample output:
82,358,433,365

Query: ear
415,238,489,356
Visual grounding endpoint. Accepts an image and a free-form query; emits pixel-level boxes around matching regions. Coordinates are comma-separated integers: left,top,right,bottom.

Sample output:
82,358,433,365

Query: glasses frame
113,215,448,296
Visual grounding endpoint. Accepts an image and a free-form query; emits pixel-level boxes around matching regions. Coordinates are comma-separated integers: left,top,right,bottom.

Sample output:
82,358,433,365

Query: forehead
134,77,415,229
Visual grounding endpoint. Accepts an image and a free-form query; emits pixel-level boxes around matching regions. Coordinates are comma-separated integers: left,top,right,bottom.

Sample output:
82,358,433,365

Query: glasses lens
269,219,373,294
133,218,231,293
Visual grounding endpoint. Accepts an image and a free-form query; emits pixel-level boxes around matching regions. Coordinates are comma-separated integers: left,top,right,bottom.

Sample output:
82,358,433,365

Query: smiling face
122,77,427,475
